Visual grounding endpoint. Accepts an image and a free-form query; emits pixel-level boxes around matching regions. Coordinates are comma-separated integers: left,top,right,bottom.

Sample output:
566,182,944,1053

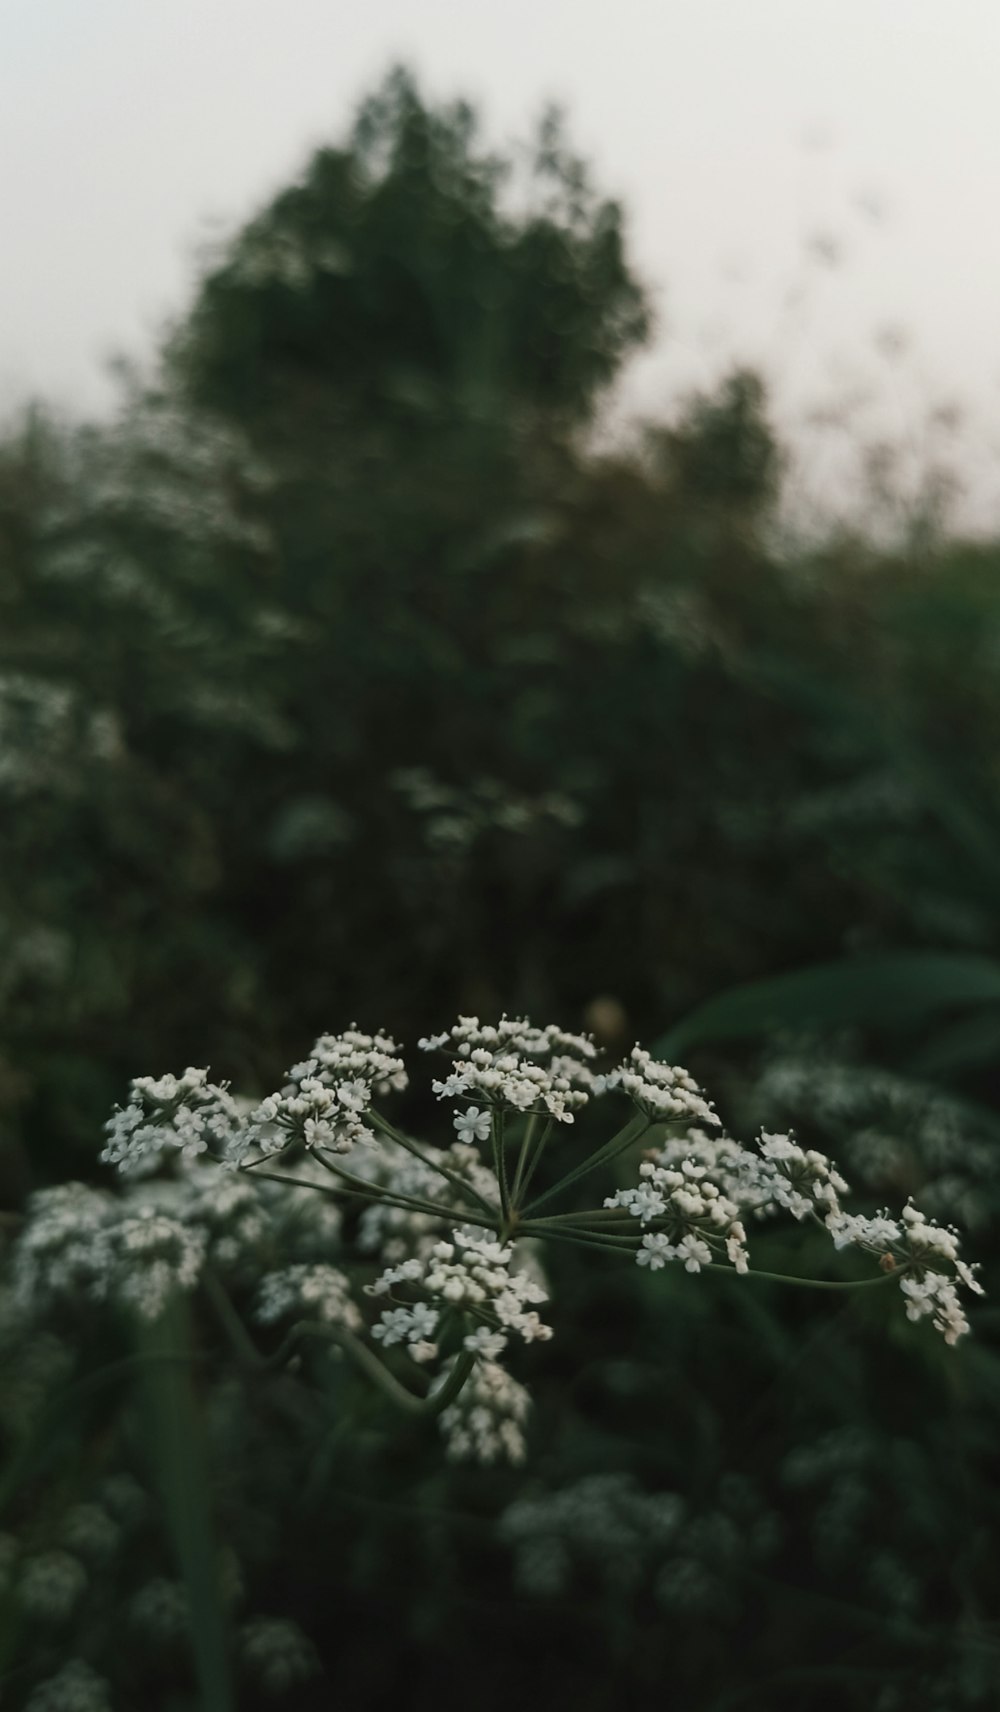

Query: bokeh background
4,8,1000,1708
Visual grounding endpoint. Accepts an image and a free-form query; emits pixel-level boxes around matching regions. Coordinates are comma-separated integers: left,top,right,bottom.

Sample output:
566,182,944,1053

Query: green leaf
660,953,1000,1054
905,1007,1000,1078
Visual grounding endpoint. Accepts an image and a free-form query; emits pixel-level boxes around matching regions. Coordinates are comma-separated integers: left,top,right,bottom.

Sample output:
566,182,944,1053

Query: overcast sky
4,0,1000,526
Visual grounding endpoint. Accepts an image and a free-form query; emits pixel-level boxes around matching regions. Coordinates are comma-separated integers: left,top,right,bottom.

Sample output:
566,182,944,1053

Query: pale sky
4,0,1000,529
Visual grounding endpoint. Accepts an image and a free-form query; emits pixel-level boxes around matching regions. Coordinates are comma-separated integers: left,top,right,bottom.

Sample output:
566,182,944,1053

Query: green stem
532,1206,637,1226
202,1270,266,1371
522,1112,651,1217
246,1159,495,1231
512,1113,553,1207
312,1152,473,1223
492,1108,511,1224
706,1262,901,1291
423,1348,478,1417
278,1324,478,1418
368,1109,498,1216
288,1322,427,1414
519,1219,640,1255
509,1111,538,1207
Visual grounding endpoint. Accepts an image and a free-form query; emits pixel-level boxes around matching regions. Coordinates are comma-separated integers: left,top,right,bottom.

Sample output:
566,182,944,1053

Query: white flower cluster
500,1471,776,1616
827,1202,984,1344
239,1617,319,1695
60,1504,121,1566
101,1067,243,1176
371,1299,440,1363
436,1358,532,1464
649,1124,847,1226
172,1173,272,1272
98,1208,206,1321
746,1132,850,1220
68,1016,984,1453
756,1051,1000,1232
13,1184,111,1308
422,1015,600,1125
608,1109,983,1342
18,1550,87,1621
129,1577,191,1643
13,1184,205,1322
246,1028,407,1161
367,1227,551,1364
605,1156,748,1274
654,1125,755,1197
101,1030,407,1176
600,1047,720,1127
255,1265,361,1331
500,1473,686,1597
24,1661,112,1712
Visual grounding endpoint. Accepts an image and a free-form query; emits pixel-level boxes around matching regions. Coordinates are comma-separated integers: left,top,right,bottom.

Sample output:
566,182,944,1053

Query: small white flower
676,1234,712,1273
434,1072,472,1099
437,1357,531,1465
454,1106,492,1144
464,1326,507,1359
336,1079,369,1112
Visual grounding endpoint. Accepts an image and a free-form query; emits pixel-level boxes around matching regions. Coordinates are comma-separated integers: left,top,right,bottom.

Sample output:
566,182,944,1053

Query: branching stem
367,1109,498,1216
522,1111,651,1216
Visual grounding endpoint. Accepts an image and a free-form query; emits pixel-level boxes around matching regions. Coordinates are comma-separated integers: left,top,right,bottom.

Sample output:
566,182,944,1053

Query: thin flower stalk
509,1110,551,1207
522,1111,651,1216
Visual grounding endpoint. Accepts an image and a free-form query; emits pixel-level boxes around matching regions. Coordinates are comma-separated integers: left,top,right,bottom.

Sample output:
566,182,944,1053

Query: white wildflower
25,1662,112,1712
436,1358,531,1465
824,1198,982,1343
255,1265,360,1331
13,1184,113,1310
463,1325,508,1359
129,1577,190,1642
370,1226,550,1357
60,1504,120,1565
101,1066,242,1176
676,1233,712,1273
242,1028,405,1160
603,1046,720,1127
826,1211,903,1253
240,1617,319,1694
607,1155,747,1275
19,1551,87,1621
426,1015,599,1123
749,1132,849,1219
454,1106,492,1144
97,1207,206,1320
637,1234,673,1270
371,1301,440,1352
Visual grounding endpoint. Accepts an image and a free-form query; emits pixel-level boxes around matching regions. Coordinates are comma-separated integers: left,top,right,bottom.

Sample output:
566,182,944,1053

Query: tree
169,67,650,439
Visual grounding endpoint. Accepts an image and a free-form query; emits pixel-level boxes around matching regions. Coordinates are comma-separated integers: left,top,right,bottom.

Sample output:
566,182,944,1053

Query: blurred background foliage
3,66,1000,1710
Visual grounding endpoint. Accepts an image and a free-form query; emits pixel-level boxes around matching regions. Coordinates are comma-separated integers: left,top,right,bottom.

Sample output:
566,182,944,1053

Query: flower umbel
90,1016,984,1464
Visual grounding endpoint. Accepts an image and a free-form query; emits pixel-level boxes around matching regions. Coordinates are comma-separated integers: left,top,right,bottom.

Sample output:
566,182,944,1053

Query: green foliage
662,952,1000,1054
170,66,649,431
655,366,782,516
